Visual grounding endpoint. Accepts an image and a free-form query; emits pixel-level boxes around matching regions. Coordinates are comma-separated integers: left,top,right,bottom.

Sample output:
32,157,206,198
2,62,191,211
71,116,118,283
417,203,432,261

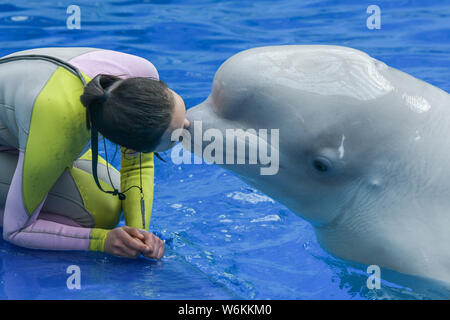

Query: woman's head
80,74,189,153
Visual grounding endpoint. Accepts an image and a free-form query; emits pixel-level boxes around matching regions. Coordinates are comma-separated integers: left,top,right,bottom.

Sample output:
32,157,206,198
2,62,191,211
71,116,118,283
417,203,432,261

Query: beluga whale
181,45,450,284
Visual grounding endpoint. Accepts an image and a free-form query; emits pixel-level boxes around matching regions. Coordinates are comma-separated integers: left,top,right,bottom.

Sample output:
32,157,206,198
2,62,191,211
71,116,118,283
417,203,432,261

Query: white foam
250,214,281,223
227,191,275,204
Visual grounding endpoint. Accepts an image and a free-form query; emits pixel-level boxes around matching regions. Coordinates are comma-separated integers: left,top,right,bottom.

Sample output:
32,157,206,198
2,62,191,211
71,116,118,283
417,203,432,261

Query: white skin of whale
183,45,450,284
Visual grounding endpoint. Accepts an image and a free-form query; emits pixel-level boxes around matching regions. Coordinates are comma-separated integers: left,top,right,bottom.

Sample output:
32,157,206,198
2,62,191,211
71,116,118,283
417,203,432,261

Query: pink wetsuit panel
69,49,159,80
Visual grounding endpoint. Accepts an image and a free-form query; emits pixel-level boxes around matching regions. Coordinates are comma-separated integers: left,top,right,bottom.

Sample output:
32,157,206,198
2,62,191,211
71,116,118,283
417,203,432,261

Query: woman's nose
184,118,190,129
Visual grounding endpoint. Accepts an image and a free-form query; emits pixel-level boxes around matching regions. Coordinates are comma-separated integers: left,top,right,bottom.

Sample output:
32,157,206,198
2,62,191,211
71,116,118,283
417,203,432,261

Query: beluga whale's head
181,45,450,284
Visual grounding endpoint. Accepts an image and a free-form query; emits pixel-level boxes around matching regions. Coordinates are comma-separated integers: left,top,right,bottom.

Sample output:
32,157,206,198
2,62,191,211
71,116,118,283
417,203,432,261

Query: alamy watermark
67,5,81,30
170,121,280,175
366,264,381,289
66,265,81,290
366,5,381,30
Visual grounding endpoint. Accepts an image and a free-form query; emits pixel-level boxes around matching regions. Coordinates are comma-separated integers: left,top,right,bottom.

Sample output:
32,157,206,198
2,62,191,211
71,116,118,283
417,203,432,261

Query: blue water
1,0,449,299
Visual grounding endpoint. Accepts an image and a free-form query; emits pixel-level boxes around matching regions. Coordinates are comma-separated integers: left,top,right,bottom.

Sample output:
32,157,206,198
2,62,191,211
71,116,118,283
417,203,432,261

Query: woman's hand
138,230,165,260
104,226,165,259
104,226,150,258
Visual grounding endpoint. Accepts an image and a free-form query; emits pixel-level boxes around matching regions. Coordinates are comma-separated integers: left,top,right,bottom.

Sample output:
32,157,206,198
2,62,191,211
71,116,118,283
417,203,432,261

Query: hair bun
80,74,121,129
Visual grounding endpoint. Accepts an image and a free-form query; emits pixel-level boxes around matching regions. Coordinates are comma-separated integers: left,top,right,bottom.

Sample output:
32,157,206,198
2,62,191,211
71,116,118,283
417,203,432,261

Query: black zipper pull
140,193,145,230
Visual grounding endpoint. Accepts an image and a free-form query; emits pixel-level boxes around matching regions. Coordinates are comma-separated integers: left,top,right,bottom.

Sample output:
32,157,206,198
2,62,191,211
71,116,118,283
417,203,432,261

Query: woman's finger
136,232,165,259
142,232,155,249
146,238,164,259
156,241,165,259
122,226,145,240
121,249,139,258
114,246,134,258
120,230,148,253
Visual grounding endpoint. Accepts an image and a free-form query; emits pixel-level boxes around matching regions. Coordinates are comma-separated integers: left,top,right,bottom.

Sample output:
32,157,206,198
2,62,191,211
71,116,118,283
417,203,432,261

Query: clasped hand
104,226,165,259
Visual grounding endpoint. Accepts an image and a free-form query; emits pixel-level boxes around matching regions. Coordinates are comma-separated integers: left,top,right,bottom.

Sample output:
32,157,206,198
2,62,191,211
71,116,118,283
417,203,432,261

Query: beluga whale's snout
184,96,281,177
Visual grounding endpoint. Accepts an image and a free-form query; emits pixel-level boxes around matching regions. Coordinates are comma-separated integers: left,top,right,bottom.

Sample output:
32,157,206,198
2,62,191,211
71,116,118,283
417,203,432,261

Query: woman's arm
119,149,165,259
120,148,154,230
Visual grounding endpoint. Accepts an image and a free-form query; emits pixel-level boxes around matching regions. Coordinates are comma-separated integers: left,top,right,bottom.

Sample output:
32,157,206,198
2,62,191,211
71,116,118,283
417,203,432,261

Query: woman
0,47,189,259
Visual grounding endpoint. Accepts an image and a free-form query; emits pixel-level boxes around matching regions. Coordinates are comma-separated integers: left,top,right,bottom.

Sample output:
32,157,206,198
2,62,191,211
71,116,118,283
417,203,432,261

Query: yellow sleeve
120,147,155,230
89,229,111,252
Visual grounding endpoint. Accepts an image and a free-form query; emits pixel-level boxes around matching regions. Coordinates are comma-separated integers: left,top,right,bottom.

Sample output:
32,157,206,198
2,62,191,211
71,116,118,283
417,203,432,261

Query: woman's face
153,88,190,152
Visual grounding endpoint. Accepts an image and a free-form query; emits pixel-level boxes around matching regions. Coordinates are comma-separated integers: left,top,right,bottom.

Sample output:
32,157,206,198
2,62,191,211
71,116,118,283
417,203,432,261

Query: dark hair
80,74,174,152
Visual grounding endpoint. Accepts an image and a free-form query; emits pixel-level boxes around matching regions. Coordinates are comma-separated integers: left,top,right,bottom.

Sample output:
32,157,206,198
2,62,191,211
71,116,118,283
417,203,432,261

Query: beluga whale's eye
311,156,333,174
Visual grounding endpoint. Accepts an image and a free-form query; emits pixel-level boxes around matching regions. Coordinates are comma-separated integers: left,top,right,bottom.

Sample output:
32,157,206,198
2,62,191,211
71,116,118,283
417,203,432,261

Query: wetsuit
0,47,157,252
